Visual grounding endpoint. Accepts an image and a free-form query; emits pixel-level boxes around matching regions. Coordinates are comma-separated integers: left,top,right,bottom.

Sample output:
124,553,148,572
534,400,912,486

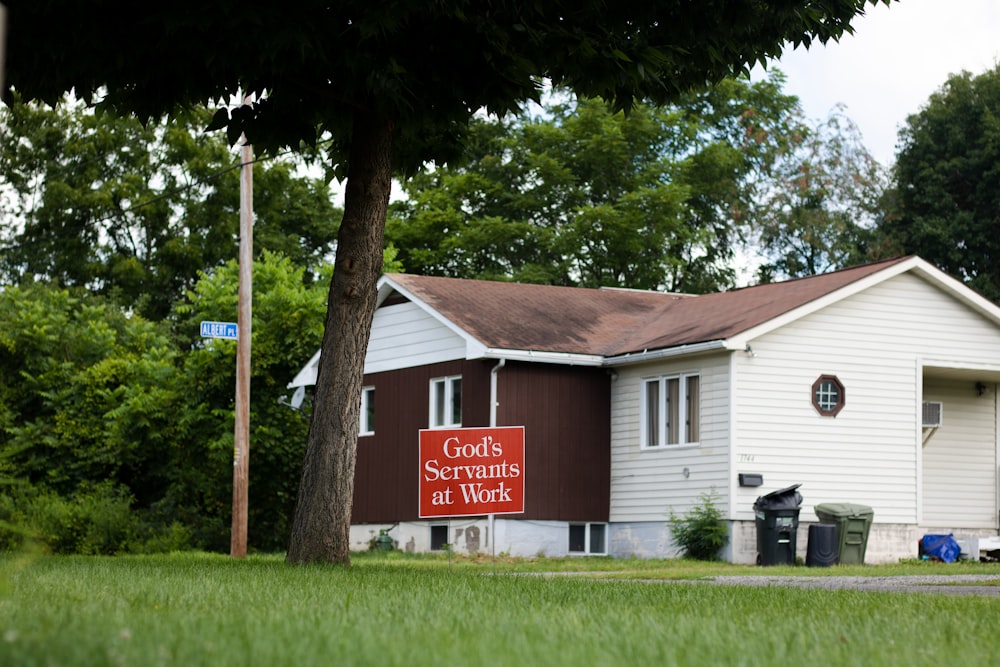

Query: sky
753,0,1000,166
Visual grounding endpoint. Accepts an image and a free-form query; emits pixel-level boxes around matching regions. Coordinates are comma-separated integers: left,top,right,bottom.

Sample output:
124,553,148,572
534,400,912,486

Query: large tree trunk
286,112,394,565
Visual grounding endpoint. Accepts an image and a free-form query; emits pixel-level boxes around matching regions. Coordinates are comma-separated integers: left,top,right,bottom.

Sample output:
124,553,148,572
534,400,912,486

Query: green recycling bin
814,503,874,565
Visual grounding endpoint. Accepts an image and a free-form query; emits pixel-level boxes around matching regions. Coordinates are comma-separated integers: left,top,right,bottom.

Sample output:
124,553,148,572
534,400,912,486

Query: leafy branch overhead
6,1,891,176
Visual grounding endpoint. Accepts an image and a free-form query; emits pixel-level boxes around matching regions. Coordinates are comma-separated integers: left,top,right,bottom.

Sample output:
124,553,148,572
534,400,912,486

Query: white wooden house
291,256,1000,562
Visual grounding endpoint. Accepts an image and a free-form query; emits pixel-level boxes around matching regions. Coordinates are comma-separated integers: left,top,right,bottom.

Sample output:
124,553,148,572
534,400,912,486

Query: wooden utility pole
231,97,254,558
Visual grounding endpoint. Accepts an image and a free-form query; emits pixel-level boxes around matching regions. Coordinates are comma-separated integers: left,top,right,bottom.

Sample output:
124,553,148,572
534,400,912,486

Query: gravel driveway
702,574,1000,596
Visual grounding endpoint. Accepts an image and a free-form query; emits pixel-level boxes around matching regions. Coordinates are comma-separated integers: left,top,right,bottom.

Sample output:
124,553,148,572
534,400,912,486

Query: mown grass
1,551,998,666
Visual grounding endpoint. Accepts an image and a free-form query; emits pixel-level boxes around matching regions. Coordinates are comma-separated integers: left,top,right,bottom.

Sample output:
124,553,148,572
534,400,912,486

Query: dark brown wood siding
352,359,493,522
352,359,610,524
495,361,610,521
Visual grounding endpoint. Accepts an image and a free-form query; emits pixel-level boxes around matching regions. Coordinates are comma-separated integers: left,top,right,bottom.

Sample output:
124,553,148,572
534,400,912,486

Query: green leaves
669,493,729,561
7,1,882,176
755,105,889,280
0,250,335,552
886,65,1000,302
389,74,802,292
205,107,230,133
0,95,341,319
0,284,179,495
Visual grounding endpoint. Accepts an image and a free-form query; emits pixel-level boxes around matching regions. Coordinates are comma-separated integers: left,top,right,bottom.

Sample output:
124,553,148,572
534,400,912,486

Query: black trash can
753,484,802,566
806,523,838,567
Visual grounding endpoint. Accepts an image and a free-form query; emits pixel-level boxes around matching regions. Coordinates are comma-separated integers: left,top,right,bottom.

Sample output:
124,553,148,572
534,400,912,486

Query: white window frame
429,375,462,428
359,386,375,436
568,523,607,555
640,372,700,448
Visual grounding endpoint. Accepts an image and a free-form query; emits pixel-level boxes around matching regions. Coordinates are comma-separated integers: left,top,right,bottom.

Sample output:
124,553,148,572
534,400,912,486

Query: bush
130,521,194,554
25,482,136,554
668,493,729,561
0,482,196,555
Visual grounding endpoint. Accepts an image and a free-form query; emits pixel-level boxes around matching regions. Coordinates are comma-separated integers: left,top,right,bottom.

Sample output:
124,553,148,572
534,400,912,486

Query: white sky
754,0,1000,166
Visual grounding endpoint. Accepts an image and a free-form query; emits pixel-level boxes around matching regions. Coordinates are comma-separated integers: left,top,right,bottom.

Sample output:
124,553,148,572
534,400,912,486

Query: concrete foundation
350,519,997,564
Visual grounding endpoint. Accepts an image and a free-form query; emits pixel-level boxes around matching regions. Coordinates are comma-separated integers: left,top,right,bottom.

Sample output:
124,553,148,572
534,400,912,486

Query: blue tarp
921,533,961,563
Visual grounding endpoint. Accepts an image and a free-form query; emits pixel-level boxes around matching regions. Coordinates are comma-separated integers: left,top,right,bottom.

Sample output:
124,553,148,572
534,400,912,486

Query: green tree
882,65,1000,302
388,73,801,292
0,252,341,552
0,282,181,498
0,95,340,319
6,0,888,565
754,105,890,281
171,251,331,550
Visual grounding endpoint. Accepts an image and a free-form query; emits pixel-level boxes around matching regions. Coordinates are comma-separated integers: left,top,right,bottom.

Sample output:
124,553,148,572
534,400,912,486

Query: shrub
668,493,729,561
26,482,136,554
0,482,195,555
130,521,194,554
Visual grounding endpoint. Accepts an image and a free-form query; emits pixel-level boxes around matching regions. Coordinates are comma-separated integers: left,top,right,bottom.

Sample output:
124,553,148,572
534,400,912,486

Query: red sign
419,426,525,518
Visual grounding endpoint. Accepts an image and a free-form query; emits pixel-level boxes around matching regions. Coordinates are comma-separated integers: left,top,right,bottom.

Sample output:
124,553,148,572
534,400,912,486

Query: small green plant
668,493,729,561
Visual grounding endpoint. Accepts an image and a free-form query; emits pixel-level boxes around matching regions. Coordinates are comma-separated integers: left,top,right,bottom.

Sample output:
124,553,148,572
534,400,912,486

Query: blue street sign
200,321,239,340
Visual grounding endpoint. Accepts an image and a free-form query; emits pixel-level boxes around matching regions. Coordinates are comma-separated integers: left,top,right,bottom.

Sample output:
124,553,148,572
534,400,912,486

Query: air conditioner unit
922,401,943,428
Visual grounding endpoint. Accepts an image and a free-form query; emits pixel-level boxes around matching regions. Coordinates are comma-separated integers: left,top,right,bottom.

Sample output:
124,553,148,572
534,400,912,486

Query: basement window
430,524,449,551
569,523,607,555
812,375,845,417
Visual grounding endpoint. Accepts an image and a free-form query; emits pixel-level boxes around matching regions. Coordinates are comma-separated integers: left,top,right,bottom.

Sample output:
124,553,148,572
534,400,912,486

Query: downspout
488,358,506,557
490,358,506,427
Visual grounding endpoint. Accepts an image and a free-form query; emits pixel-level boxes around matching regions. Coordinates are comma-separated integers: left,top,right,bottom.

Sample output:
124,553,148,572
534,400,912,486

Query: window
641,373,700,447
430,524,449,551
569,523,607,555
430,375,462,428
359,386,375,436
812,375,845,416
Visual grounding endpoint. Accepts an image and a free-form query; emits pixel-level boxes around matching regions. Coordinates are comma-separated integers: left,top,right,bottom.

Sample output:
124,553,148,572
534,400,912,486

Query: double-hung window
641,373,700,447
430,375,462,428
359,386,375,436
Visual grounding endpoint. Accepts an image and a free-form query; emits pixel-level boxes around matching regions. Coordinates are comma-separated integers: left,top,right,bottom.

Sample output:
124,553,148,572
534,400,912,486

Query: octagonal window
812,375,845,417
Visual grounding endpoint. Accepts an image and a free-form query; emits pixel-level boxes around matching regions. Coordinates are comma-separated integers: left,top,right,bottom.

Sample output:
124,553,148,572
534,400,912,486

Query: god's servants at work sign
418,426,525,518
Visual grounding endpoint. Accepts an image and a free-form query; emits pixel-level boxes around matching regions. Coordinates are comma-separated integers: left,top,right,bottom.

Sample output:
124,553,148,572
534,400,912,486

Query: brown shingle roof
385,257,912,357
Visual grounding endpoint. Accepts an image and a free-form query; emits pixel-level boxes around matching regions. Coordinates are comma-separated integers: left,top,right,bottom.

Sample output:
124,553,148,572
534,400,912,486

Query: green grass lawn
1,551,998,666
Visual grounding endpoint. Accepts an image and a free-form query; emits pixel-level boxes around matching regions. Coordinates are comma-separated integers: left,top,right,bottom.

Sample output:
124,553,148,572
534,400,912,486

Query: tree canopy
754,104,890,281
0,95,340,319
8,2,886,168
5,0,890,565
0,253,331,553
883,64,1000,302
388,74,802,292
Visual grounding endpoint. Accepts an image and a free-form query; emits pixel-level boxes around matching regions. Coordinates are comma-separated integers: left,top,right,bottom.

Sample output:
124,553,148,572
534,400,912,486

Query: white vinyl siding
365,302,466,374
611,354,730,522
732,272,1000,525
921,378,997,528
